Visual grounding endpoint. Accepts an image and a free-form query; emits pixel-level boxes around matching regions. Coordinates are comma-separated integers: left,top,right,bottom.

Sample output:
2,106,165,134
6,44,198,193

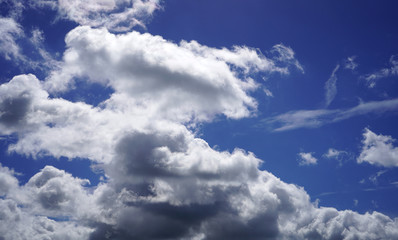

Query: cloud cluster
0,67,397,240
358,128,398,167
0,165,93,239
2,144,398,239
1,18,398,240
45,26,300,122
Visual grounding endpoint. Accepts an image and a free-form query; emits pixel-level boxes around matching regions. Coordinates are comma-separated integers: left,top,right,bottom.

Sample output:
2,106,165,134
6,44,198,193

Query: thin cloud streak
265,98,398,131
324,64,340,107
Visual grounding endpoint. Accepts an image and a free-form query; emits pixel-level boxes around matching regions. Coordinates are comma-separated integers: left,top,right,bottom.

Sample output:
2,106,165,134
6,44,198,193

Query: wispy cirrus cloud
324,64,340,107
361,55,398,88
344,56,358,71
264,98,398,131
30,0,162,32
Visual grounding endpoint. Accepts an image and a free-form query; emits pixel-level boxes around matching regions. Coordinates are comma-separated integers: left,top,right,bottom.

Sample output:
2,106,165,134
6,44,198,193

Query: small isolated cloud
353,199,359,207
324,148,345,159
362,55,398,88
344,56,358,70
323,148,350,166
298,152,318,166
369,170,388,184
324,64,340,107
357,128,398,167
264,98,398,131
264,88,274,97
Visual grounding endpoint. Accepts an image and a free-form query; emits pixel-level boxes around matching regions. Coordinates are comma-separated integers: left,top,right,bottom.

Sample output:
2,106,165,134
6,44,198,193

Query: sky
1,0,398,239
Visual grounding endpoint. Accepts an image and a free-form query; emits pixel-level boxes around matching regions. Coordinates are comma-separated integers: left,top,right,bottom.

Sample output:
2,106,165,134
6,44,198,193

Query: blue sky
1,0,398,239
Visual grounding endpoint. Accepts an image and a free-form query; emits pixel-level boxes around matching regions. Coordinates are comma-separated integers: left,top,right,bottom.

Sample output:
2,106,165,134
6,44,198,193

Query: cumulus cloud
2,137,398,239
357,128,398,167
0,17,397,240
324,64,339,107
0,17,24,61
362,55,398,88
44,26,302,123
0,71,397,239
298,152,318,166
0,164,93,239
264,98,398,131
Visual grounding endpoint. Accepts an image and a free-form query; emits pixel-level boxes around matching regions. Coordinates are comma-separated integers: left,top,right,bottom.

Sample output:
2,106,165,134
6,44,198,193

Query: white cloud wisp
265,98,398,131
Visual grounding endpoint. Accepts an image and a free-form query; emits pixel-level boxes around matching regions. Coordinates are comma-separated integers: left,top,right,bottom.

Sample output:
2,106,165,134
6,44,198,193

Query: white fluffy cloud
45,26,301,123
298,152,318,166
358,128,398,167
0,165,93,240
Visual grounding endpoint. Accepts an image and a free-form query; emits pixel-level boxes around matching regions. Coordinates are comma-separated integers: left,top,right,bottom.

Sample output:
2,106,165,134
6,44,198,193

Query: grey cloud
0,164,18,196
1,72,398,239
0,17,24,61
0,165,93,240
0,94,32,127
0,22,397,240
